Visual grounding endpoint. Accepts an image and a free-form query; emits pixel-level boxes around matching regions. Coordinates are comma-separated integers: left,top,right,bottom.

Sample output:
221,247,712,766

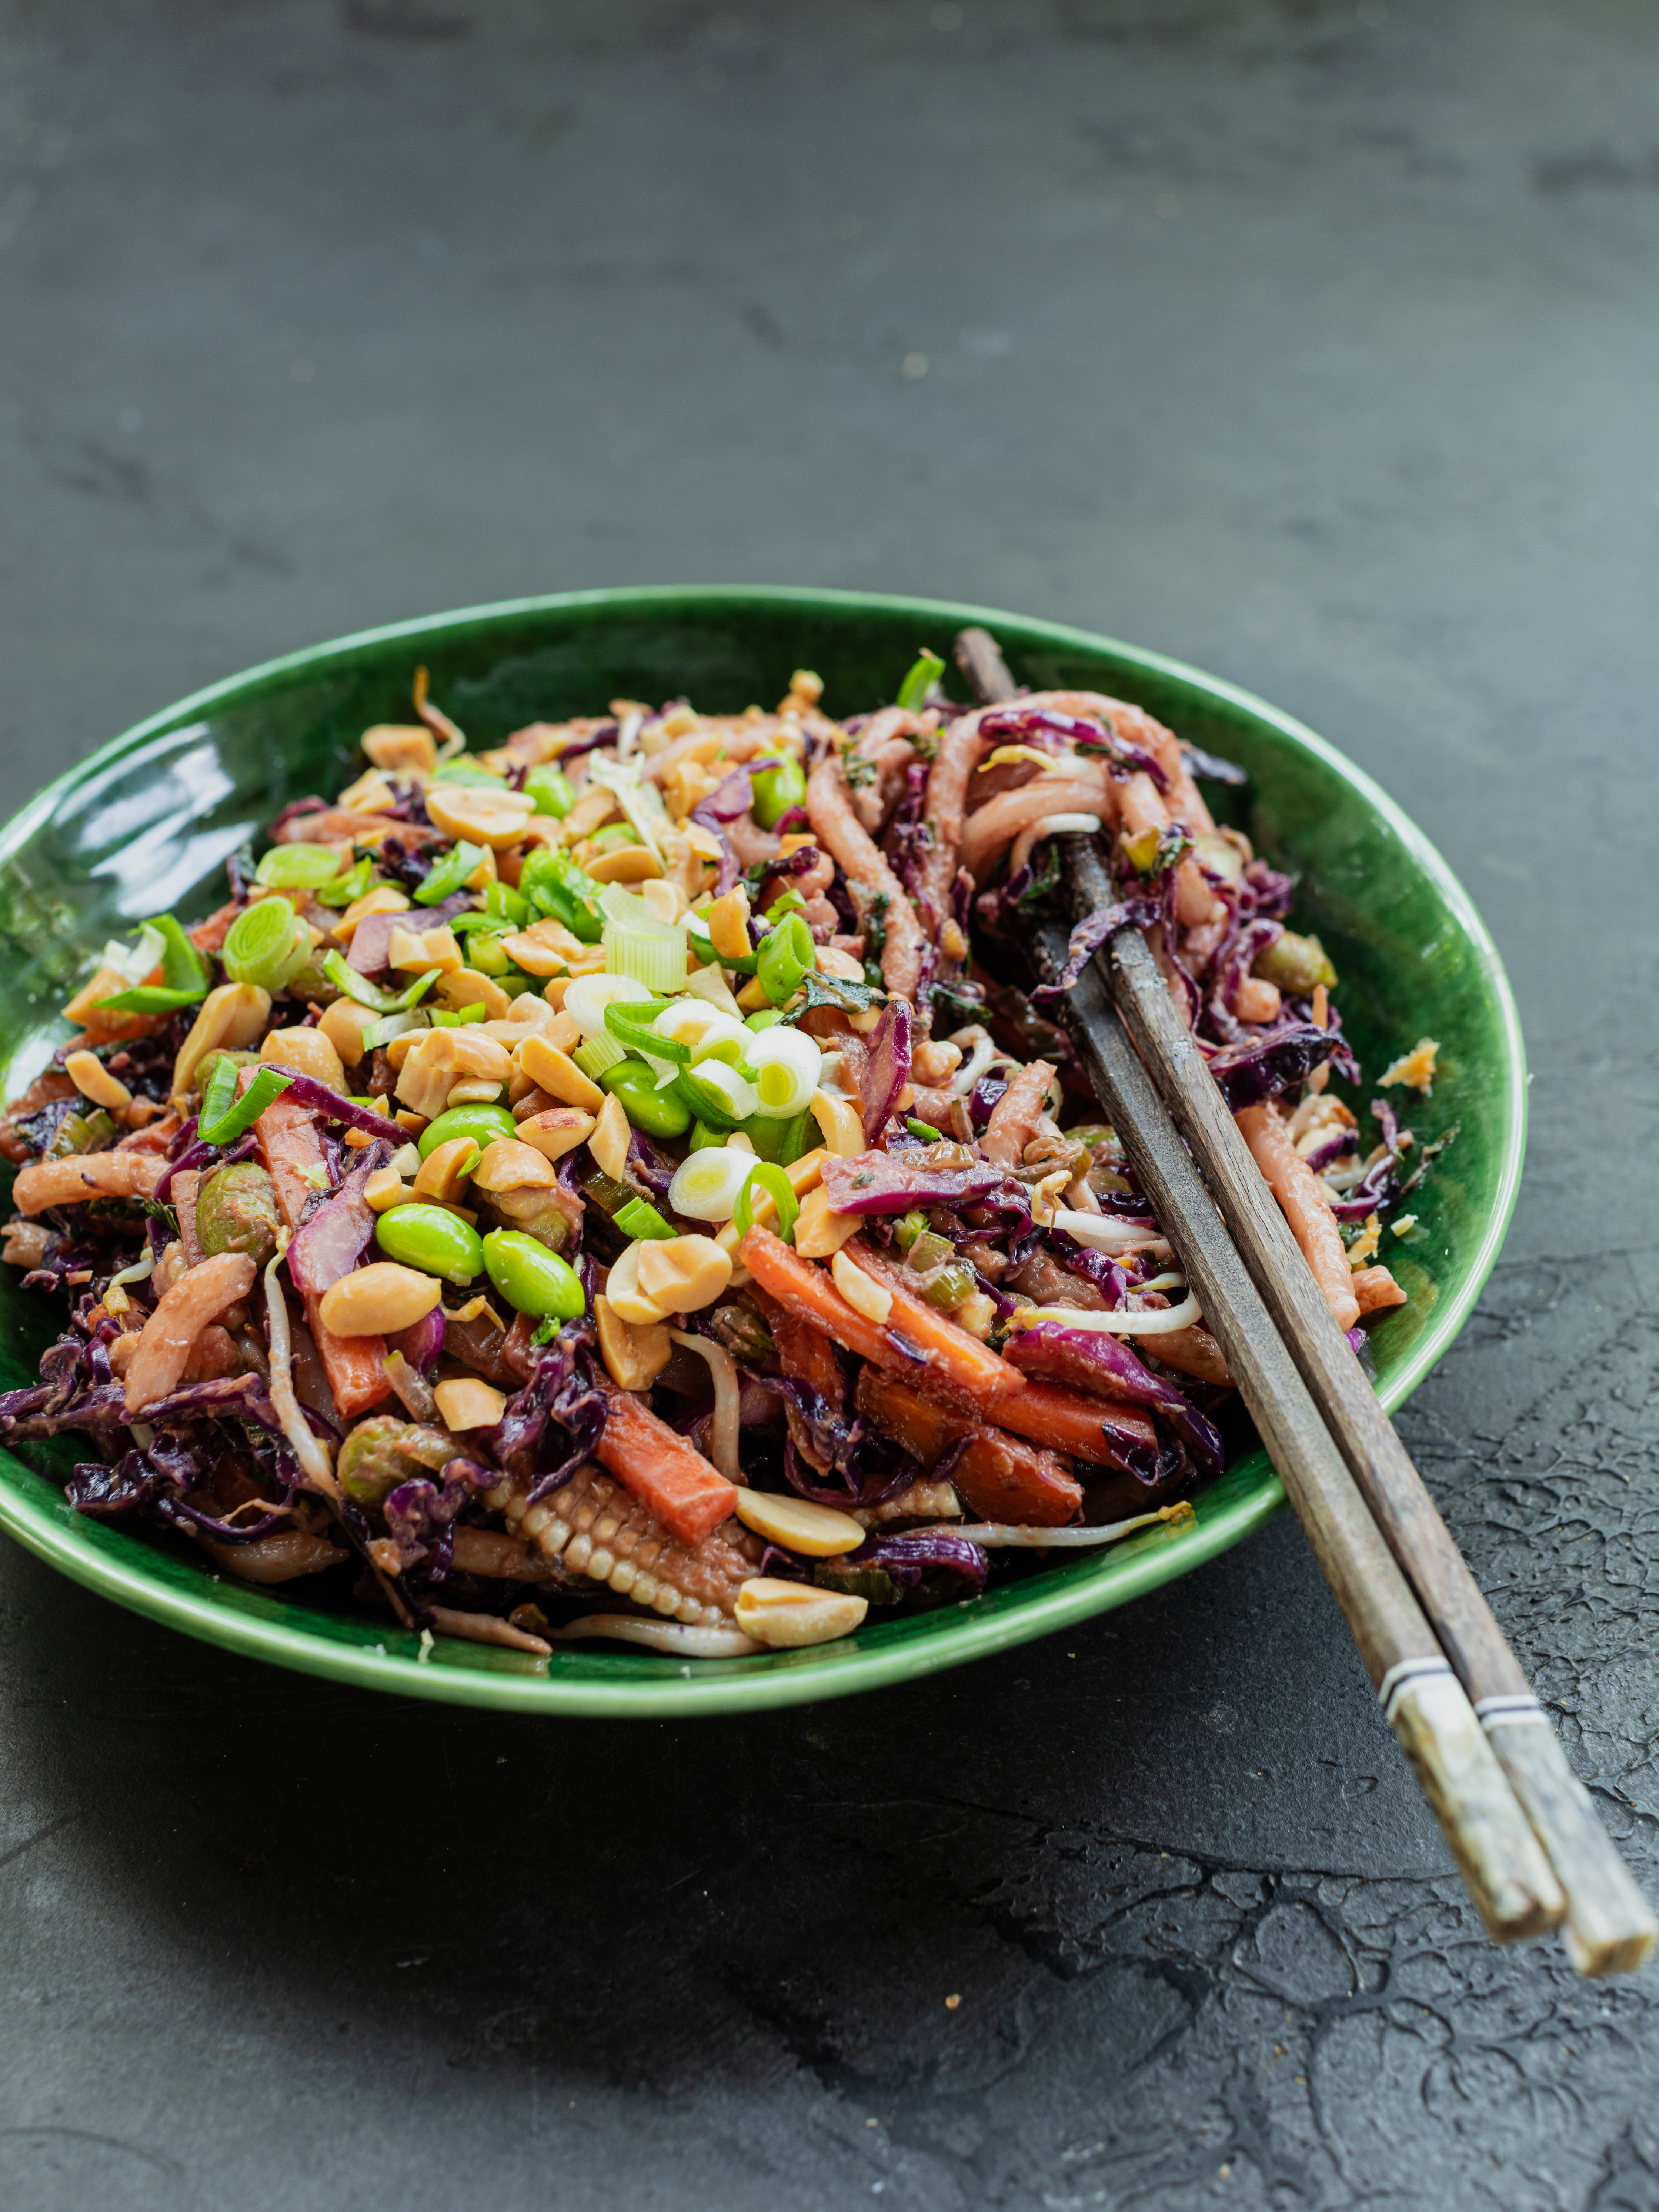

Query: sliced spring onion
686,1058,760,1124
650,1000,749,1065
574,1032,629,1079
603,912,687,993
363,1009,430,1049
744,1024,822,1118
255,844,348,890
733,1161,799,1244
667,1329,741,1479
613,1195,675,1241
99,921,166,986
415,839,488,905
313,856,375,909
320,949,440,1015
199,1058,294,1146
93,913,212,1014
564,971,651,1037
905,1117,944,1143
429,1003,487,1028
895,647,945,713
221,898,312,992
668,1145,761,1223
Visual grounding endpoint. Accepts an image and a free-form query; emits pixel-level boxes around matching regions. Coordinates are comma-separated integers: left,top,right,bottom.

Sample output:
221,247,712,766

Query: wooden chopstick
1028,910,1561,1942
1090,878,1658,1977
948,626,1652,1967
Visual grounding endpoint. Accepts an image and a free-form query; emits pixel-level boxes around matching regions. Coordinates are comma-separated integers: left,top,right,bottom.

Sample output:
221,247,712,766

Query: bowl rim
0,585,1527,1715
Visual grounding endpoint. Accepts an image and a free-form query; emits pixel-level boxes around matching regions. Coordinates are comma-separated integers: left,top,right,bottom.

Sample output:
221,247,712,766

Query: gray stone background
2,2,1657,2205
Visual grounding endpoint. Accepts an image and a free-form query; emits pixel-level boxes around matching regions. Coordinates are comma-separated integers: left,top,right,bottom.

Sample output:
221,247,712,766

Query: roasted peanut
517,1032,605,1109
172,983,272,1104
588,1091,632,1182
831,1249,892,1325
809,1089,864,1157
704,886,752,961
792,1185,861,1260
594,1293,673,1391
514,1106,595,1163
317,1261,443,1336
412,1136,480,1202
318,997,378,1069
471,1138,558,1192
261,1025,347,1092
735,1578,868,1648
732,1490,864,1558
432,1376,507,1430
64,1050,133,1114
360,724,437,773
386,923,463,975
424,782,535,850
332,884,410,939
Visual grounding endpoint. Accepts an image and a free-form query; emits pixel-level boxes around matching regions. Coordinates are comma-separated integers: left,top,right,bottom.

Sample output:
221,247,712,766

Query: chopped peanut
64,1050,133,1114
386,923,463,975
515,1107,595,1163
588,1092,632,1181
792,1185,861,1260
810,1089,865,1157
585,846,663,885
360,724,436,773
261,1025,346,1092
319,997,378,1069
705,886,752,960
172,984,271,1105
832,1249,893,1325
413,1137,481,1202
517,1032,604,1109
331,884,410,940
424,782,535,850
434,968,514,1021
735,1579,868,1649
594,1294,672,1391
393,1028,514,1121
364,1166,409,1213
732,1490,864,1558
471,1139,558,1192
317,1262,441,1336
433,1376,508,1430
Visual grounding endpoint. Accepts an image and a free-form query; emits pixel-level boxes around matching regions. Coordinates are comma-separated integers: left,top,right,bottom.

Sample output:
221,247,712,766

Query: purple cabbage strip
274,1072,412,1139
286,1142,391,1299
387,1305,446,1378
383,1457,495,1576
1002,1317,1224,1476
968,1072,1008,1131
489,1318,607,1505
1204,1023,1350,1112
756,843,825,884
847,1530,989,1595
818,1150,1029,1231
269,796,331,833
1029,893,1156,1004
625,1126,680,1206
860,999,912,1143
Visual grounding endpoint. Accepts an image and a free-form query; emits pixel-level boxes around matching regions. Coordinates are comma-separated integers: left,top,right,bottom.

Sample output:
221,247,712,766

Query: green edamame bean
750,754,807,829
375,1203,484,1285
600,1057,692,1139
524,765,575,818
417,1102,518,1160
482,1229,586,1321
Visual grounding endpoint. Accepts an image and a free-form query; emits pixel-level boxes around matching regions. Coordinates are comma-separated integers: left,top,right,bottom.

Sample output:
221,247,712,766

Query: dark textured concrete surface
3,3,1658,2206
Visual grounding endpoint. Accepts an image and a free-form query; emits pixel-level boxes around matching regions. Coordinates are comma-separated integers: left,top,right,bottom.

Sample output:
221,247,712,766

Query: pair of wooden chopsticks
951,626,1656,1976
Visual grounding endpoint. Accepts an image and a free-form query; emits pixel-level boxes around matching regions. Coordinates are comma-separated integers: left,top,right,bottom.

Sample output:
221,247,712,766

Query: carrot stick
854,1367,1081,1527
739,1227,1025,1410
255,1090,391,1420
1234,1102,1361,1331
594,1379,738,1546
993,1379,1163,1470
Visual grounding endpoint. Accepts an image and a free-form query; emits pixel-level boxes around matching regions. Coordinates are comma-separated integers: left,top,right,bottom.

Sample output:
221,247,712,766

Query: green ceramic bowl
0,589,1524,1715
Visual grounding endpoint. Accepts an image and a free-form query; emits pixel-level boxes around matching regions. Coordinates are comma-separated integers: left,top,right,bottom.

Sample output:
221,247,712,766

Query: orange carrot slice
854,1367,1081,1527
992,1379,1162,1469
594,1379,738,1547
255,1089,391,1420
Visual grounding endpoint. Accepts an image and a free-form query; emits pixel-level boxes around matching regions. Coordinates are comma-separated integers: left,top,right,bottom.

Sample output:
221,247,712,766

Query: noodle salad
0,655,1446,1661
